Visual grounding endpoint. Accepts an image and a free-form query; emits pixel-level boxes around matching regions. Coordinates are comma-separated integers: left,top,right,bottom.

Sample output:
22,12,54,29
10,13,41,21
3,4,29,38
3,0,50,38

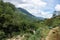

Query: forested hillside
0,0,60,40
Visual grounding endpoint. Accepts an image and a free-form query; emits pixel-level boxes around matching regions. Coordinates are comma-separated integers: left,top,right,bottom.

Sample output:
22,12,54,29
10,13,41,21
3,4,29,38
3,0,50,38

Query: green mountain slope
0,0,60,40
0,0,39,40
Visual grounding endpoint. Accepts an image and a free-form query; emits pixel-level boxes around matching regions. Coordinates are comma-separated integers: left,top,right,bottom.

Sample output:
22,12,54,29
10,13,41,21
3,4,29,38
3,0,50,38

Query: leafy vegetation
0,0,60,40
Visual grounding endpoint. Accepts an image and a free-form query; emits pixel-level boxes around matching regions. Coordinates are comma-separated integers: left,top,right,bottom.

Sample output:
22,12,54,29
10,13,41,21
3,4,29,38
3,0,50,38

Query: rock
7,35,24,40
46,27,60,40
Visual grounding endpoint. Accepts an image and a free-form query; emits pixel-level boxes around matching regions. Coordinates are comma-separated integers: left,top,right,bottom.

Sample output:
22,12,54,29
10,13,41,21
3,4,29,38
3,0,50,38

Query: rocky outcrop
7,35,25,40
46,27,60,40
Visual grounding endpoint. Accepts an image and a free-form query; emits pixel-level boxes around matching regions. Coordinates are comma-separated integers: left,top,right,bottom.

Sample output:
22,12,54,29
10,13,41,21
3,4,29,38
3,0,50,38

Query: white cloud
55,4,60,11
26,8,52,18
41,12,52,18
3,0,52,18
28,0,47,7
3,0,47,9
29,11,52,18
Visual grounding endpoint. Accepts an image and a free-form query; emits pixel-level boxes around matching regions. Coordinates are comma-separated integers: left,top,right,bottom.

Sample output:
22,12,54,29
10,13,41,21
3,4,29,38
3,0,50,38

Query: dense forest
0,0,60,40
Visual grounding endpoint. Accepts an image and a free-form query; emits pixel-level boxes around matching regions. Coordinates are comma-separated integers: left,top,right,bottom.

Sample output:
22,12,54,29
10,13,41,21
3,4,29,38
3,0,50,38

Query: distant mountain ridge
18,8,35,17
17,7,45,20
54,11,60,16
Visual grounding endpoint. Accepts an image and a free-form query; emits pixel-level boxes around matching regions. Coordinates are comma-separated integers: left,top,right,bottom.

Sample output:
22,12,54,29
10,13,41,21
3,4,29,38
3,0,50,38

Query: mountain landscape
18,8,35,17
0,0,60,40
18,7,45,20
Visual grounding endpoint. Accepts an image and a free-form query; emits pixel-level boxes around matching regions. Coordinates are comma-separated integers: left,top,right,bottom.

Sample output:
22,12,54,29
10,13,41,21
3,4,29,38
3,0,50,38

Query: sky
3,0,60,18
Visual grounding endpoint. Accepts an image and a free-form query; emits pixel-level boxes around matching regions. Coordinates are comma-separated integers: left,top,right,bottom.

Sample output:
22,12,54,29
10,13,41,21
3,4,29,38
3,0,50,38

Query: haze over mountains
18,7,45,20
18,8,35,17
18,7,60,20
18,7,60,19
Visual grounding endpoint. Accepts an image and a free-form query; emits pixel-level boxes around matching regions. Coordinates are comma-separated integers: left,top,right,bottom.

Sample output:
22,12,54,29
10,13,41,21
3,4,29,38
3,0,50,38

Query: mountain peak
17,7,45,20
